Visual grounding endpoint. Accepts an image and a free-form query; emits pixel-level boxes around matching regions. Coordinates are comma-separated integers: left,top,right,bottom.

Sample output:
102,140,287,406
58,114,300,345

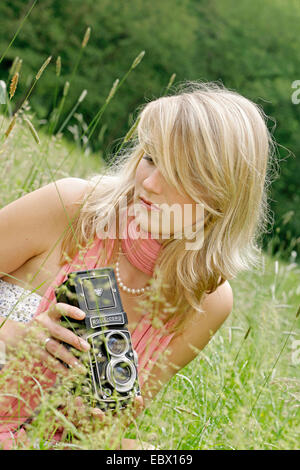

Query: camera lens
106,358,136,392
112,362,132,385
106,332,128,356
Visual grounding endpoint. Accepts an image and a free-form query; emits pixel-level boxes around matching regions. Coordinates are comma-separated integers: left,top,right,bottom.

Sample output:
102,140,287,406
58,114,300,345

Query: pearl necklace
115,253,152,295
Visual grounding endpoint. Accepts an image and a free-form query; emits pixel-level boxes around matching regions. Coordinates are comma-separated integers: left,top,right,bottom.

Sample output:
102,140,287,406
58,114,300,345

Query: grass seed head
82,27,91,48
9,72,19,99
36,56,52,80
23,116,40,144
106,79,119,103
131,51,145,69
4,115,17,138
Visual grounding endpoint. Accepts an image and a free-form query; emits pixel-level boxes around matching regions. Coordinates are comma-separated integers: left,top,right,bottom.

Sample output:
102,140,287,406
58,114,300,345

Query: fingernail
73,361,86,372
80,339,90,351
92,408,104,417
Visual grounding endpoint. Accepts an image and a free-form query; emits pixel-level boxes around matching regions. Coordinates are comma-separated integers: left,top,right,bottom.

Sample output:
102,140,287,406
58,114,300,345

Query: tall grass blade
0,0,38,65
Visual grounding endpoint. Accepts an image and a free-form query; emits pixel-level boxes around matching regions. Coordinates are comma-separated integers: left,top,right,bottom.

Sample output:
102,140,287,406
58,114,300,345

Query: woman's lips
139,197,161,211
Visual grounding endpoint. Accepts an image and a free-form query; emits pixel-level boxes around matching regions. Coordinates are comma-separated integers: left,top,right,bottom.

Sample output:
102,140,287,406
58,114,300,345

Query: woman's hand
19,302,91,374
72,395,156,450
54,395,150,449
65,395,145,439
73,394,145,424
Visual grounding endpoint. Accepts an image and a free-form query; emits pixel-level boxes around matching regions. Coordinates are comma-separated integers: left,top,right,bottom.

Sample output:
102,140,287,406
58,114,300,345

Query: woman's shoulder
0,178,91,279
154,280,233,381
201,280,233,322
54,177,91,218
34,177,92,255
179,280,233,349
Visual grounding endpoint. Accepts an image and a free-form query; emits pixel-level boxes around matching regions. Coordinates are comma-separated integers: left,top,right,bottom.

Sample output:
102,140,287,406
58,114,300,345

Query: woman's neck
119,209,163,276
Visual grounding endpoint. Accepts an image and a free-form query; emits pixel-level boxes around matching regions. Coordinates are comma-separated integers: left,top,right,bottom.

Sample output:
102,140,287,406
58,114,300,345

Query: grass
0,16,299,448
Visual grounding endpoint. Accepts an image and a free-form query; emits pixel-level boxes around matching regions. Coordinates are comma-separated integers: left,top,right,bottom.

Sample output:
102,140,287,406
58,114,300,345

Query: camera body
54,267,141,411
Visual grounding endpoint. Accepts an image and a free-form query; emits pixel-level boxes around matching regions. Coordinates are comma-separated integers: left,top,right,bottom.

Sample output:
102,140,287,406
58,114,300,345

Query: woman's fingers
130,395,144,419
127,396,144,419
74,396,106,426
34,303,90,353
28,324,87,371
48,302,86,321
75,396,84,408
89,396,144,420
73,397,105,429
74,396,106,421
26,335,69,375
91,406,105,420
120,438,156,450
43,336,87,370
47,303,90,352
74,396,88,421
69,395,144,436
44,321,90,353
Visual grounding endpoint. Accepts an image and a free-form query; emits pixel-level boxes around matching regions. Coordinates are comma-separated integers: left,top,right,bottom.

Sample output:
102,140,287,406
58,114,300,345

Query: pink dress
0,236,175,449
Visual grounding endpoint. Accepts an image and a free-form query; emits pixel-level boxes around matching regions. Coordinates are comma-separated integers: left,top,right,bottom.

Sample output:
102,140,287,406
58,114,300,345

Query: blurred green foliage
0,0,299,260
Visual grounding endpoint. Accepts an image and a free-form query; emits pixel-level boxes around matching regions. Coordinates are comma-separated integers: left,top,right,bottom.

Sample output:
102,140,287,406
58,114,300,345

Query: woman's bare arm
0,177,89,279
141,281,233,408
0,177,89,348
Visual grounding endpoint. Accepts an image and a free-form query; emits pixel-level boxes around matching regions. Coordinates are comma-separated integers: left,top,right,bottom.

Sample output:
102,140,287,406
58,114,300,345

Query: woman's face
132,153,204,244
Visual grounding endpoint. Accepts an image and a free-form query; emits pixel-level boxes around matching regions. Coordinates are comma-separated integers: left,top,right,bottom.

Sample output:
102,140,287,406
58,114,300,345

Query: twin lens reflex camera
54,267,141,411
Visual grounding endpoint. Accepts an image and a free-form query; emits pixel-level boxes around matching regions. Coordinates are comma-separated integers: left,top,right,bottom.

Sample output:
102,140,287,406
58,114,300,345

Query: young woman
0,80,275,449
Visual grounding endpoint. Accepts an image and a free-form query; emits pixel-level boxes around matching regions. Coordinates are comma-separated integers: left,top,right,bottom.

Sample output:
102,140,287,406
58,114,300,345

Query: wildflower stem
50,56,62,123
56,90,87,135
83,51,145,148
48,81,70,136
13,56,52,119
50,28,90,137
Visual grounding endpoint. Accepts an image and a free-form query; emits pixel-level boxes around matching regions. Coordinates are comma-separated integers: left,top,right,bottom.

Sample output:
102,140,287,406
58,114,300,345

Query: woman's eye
143,154,155,165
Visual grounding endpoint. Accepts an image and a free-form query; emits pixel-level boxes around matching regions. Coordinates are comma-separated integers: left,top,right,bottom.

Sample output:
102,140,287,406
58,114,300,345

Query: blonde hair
59,80,277,336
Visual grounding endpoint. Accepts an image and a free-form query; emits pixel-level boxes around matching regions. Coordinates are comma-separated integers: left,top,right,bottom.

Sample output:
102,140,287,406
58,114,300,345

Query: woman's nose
142,168,163,194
